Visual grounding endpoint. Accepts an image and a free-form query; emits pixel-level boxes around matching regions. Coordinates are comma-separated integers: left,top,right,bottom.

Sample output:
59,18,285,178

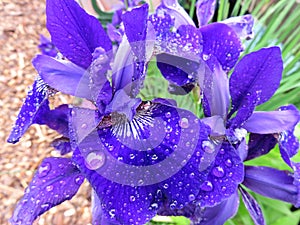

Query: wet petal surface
10,157,84,225
196,0,216,27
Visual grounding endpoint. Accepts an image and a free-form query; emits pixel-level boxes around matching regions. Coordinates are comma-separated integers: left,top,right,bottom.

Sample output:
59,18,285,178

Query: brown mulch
0,1,92,224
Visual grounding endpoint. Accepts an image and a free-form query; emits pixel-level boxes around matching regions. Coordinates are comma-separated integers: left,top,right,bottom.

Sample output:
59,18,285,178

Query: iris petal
10,157,84,225
221,15,254,40
196,0,216,27
46,0,111,69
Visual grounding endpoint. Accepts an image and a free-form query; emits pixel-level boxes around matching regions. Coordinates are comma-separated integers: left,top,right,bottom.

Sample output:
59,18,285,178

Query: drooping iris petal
242,109,299,134
159,0,195,27
72,102,211,224
196,191,239,225
239,186,265,225
46,0,111,69
7,76,50,144
246,133,277,161
197,142,244,207
221,15,254,40
277,105,300,167
33,55,91,99
201,58,230,118
34,104,70,137
51,137,72,155
200,22,242,72
229,47,283,118
38,35,58,57
10,157,84,225
196,0,216,27
243,166,300,207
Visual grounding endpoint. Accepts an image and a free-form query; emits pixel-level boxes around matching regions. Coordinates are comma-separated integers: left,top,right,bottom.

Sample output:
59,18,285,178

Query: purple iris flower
9,1,220,224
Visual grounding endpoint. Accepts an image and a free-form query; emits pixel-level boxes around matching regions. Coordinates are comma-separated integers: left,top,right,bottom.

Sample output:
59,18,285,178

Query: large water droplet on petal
202,140,215,153
212,166,225,177
179,118,189,128
38,162,51,178
200,180,214,191
85,151,105,170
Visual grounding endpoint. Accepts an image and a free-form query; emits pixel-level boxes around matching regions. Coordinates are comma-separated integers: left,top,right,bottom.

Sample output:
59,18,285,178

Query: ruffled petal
72,101,211,224
243,166,300,207
221,15,254,40
242,110,299,134
46,0,111,69
7,76,50,143
246,133,277,161
196,191,239,225
10,157,84,225
33,55,91,99
239,185,266,225
196,0,216,27
197,142,244,207
229,47,283,118
200,22,242,72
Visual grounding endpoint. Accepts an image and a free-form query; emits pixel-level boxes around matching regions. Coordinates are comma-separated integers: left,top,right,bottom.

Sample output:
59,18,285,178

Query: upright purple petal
196,0,216,27
239,186,266,225
201,58,230,118
196,191,239,225
10,157,84,225
7,77,51,143
122,4,149,59
229,47,283,118
246,133,277,161
200,22,242,72
242,110,299,134
159,0,195,27
221,15,254,40
243,166,300,207
46,0,111,69
33,55,91,99
197,142,244,207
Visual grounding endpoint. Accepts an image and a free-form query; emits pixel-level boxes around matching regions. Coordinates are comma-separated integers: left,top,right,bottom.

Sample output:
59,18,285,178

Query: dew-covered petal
38,35,58,57
122,4,149,59
239,185,266,225
277,105,300,167
7,77,50,144
197,142,244,207
242,110,299,134
10,157,84,225
196,191,239,225
46,0,111,69
196,0,216,27
33,54,91,99
159,0,195,27
200,23,242,72
221,15,254,40
243,166,300,207
246,133,277,161
51,137,72,155
229,47,283,117
72,102,211,224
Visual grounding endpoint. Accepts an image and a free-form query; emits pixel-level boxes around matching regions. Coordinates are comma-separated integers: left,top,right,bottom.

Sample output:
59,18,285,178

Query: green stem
189,0,196,18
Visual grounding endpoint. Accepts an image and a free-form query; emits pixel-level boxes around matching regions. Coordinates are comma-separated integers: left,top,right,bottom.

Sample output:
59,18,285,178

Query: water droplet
165,112,172,118
165,125,173,133
212,166,225,177
179,118,189,128
200,180,214,191
85,151,105,170
109,209,116,218
38,162,51,178
46,185,53,192
225,158,232,167
129,195,136,202
41,203,49,209
202,141,215,153
150,203,159,210
152,154,158,160
202,54,210,61
163,183,169,189
189,172,195,179
188,194,195,201
75,175,84,185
